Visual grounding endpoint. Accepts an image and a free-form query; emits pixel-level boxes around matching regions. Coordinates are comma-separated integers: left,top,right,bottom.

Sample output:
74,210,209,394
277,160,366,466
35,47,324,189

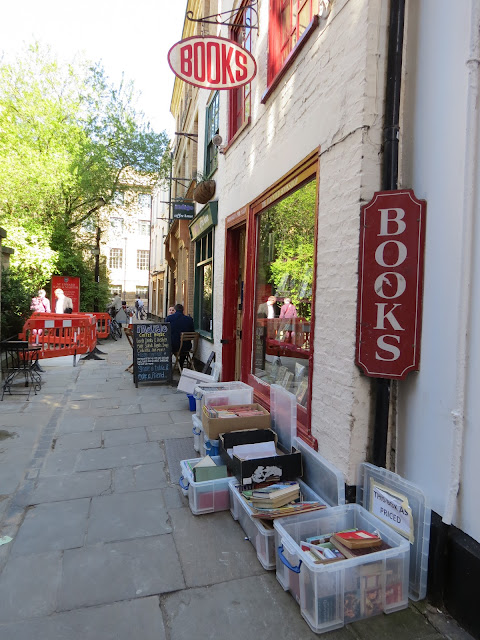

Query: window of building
137,249,149,270
110,285,122,297
138,220,150,235
136,286,148,298
229,3,252,141
253,179,316,410
138,193,152,213
110,217,124,234
113,191,124,205
194,231,213,336
204,92,219,177
82,218,96,233
267,0,319,87
109,248,123,269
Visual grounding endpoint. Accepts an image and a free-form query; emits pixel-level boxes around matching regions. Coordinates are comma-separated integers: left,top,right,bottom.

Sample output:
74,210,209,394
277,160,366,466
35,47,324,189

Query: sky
0,0,187,137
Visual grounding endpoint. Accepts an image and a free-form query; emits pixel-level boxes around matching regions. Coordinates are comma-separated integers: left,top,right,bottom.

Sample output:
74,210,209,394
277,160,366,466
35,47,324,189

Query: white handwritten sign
370,482,414,542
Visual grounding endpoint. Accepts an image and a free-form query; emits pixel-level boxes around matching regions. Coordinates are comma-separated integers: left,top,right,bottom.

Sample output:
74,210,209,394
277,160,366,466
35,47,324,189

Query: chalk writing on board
133,322,172,387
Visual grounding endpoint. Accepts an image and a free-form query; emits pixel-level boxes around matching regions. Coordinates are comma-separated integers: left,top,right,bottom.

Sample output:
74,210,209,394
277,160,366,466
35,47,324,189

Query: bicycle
108,308,123,341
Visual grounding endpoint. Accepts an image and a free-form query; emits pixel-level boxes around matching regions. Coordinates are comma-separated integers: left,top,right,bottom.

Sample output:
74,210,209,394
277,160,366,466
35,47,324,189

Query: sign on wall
168,36,257,90
51,275,81,312
173,201,195,220
355,190,426,380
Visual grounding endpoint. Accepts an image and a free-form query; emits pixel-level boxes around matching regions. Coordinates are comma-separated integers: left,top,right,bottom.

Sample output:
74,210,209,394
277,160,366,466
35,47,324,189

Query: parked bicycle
108,308,123,341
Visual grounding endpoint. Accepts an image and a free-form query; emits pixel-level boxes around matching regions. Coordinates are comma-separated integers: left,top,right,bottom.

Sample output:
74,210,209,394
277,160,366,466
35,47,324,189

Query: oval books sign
168,36,257,90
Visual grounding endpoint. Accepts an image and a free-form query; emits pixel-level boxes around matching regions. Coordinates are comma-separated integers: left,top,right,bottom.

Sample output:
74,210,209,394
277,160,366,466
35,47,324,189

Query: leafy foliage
0,268,32,339
0,42,170,326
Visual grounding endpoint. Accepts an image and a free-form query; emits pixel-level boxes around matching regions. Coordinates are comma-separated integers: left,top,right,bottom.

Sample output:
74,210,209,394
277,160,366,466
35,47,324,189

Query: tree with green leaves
0,42,170,330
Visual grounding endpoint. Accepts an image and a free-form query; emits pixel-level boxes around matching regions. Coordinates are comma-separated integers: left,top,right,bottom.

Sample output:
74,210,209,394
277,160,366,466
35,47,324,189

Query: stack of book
330,530,390,559
204,405,266,419
240,482,326,521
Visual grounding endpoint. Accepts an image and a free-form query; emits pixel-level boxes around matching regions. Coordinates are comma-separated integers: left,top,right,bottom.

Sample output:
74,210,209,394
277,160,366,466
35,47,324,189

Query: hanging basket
193,180,216,204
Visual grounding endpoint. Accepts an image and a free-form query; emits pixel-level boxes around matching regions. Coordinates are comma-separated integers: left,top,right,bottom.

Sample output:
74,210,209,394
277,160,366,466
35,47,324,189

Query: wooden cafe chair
173,332,199,374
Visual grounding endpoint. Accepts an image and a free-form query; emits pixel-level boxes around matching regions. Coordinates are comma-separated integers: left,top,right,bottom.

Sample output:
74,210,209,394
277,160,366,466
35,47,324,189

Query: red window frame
268,0,318,87
228,2,253,142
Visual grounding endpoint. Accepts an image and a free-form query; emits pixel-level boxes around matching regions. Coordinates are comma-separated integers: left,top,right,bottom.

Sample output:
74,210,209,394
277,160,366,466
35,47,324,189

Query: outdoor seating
173,331,199,374
0,339,42,400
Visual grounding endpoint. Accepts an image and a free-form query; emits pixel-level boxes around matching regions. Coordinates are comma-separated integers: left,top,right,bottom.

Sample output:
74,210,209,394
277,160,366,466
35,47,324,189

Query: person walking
30,289,51,313
167,303,194,368
54,288,73,314
279,297,297,343
135,295,145,319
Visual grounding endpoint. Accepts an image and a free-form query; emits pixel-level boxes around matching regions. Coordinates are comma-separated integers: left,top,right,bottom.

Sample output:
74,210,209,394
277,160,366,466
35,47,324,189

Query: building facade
167,1,480,634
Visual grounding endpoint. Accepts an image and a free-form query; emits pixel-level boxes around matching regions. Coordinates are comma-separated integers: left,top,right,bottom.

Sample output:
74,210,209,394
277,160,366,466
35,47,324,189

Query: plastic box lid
270,384,297,452
293,436,345,507
357,463,431,601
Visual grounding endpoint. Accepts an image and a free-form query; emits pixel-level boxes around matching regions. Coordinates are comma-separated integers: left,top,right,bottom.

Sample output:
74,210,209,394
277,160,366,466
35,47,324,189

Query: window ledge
223,117,251,155
261,15,319,105
197,330,214,342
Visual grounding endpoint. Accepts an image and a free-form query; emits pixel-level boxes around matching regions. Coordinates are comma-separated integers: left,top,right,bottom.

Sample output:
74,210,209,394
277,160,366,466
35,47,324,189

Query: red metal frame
237,149,320,448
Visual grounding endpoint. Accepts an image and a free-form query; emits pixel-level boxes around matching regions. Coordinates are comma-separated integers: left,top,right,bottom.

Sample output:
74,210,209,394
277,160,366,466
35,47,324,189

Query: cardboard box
177,368,218,394
202,403,271,440
219,428,302,485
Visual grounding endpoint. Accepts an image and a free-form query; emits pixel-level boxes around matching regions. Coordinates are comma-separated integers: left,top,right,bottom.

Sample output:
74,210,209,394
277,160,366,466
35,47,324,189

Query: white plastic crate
192,414,203,452
193,381,253,418
228,438,345,571
179,456,230,515
273,464,430,634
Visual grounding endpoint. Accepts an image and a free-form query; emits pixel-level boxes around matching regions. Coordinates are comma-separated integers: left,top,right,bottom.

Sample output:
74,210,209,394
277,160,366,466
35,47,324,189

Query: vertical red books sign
51,276,81,312
356,190,426,379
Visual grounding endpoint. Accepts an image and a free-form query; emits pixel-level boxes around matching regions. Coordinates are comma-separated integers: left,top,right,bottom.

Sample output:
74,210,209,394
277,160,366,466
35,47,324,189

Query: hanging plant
193,172,216,204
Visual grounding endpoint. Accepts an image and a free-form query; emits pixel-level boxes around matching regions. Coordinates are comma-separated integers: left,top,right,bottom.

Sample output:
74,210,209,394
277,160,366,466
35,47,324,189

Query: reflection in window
195,231,213,336
253,179,316,407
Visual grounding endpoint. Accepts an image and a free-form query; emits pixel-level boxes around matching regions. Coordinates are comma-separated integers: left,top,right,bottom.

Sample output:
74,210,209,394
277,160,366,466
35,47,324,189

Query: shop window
204,92,219,178
137,250,149,270
194,231,213,337
109,248,123,269
229,2,252,141
267,0,319,87
253,179,316,409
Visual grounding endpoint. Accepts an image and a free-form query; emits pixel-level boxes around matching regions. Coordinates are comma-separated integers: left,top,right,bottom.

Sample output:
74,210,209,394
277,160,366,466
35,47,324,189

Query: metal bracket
186,1,258,30
175,132,198,143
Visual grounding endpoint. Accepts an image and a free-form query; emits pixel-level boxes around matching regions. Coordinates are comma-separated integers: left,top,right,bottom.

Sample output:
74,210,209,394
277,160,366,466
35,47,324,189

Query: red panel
222,227,241,381
356,190,427,379
51,276,81,312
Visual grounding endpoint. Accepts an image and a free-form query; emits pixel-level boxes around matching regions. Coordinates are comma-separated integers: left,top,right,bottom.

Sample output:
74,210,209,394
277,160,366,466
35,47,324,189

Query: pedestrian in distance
279,297,297,343
166,303,194,368
30,289,51,313
54,288,73,314
257,295,280,319
135,295,145,319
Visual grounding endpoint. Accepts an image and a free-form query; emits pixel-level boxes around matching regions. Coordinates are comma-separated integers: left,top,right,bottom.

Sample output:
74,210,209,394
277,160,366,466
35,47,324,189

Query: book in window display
295,376,309,406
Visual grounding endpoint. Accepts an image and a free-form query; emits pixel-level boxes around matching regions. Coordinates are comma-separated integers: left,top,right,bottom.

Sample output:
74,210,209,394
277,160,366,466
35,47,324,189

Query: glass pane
298,3,310,36
253,179,316,408
200,262,213,333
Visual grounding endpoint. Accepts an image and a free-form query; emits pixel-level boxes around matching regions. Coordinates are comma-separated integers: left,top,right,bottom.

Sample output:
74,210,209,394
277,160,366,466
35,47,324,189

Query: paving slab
54,431,102,451
113,463,168,493
351,604,444,640
58,536,185,610
87,489,170,543
94,412,172,430
102,427,147,447
169,409,197,423
40,450,79,476
29,470,112,504
0,596,166,640
76,441,164,471
56,415,96,434
162,573,328,640
169,508,265,587
164,437,198,481
0,551,62,623
11,498,90,554
147,421,196,441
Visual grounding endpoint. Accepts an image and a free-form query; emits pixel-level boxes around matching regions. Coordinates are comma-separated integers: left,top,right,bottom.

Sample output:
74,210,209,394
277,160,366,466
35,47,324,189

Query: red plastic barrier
30,311,110,339
20,315,97,360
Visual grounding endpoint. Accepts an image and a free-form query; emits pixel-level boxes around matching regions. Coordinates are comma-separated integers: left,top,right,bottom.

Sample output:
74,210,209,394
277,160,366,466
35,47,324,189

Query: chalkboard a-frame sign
133,323,172,387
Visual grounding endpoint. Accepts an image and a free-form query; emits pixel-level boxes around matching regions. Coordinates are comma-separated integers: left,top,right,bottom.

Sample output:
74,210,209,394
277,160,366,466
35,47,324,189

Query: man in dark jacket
167,303,195,367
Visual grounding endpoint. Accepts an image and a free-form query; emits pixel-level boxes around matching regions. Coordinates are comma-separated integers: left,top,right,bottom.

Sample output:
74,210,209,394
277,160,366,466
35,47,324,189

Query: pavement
0,333,474,640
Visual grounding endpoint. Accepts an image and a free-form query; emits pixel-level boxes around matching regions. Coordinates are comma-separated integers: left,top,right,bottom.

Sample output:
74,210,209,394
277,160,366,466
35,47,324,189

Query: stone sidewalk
0,336,473,639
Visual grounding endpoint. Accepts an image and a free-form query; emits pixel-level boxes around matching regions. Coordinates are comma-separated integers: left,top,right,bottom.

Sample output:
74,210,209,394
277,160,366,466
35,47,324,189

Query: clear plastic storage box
192,414,203,452
193,381,253,418
179,456,230,515
273,463,430,634
229,436,345,570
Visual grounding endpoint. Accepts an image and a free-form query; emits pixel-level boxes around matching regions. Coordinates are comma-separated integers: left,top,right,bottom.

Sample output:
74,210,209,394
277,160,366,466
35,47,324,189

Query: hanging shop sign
189,201,218,241
168,36,257,90
173,200,195,220
355,189,426,380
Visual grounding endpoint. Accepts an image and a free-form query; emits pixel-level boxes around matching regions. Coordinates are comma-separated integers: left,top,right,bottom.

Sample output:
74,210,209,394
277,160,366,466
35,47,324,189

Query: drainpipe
373,0,405,468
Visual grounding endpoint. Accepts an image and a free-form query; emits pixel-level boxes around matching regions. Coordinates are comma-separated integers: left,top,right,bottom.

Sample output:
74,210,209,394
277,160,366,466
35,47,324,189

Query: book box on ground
273,463,431,634
219,428,302,484
177,366,220,394
202,403,270,440
179,455,231,515
194,381,253,418
229,436,346,570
